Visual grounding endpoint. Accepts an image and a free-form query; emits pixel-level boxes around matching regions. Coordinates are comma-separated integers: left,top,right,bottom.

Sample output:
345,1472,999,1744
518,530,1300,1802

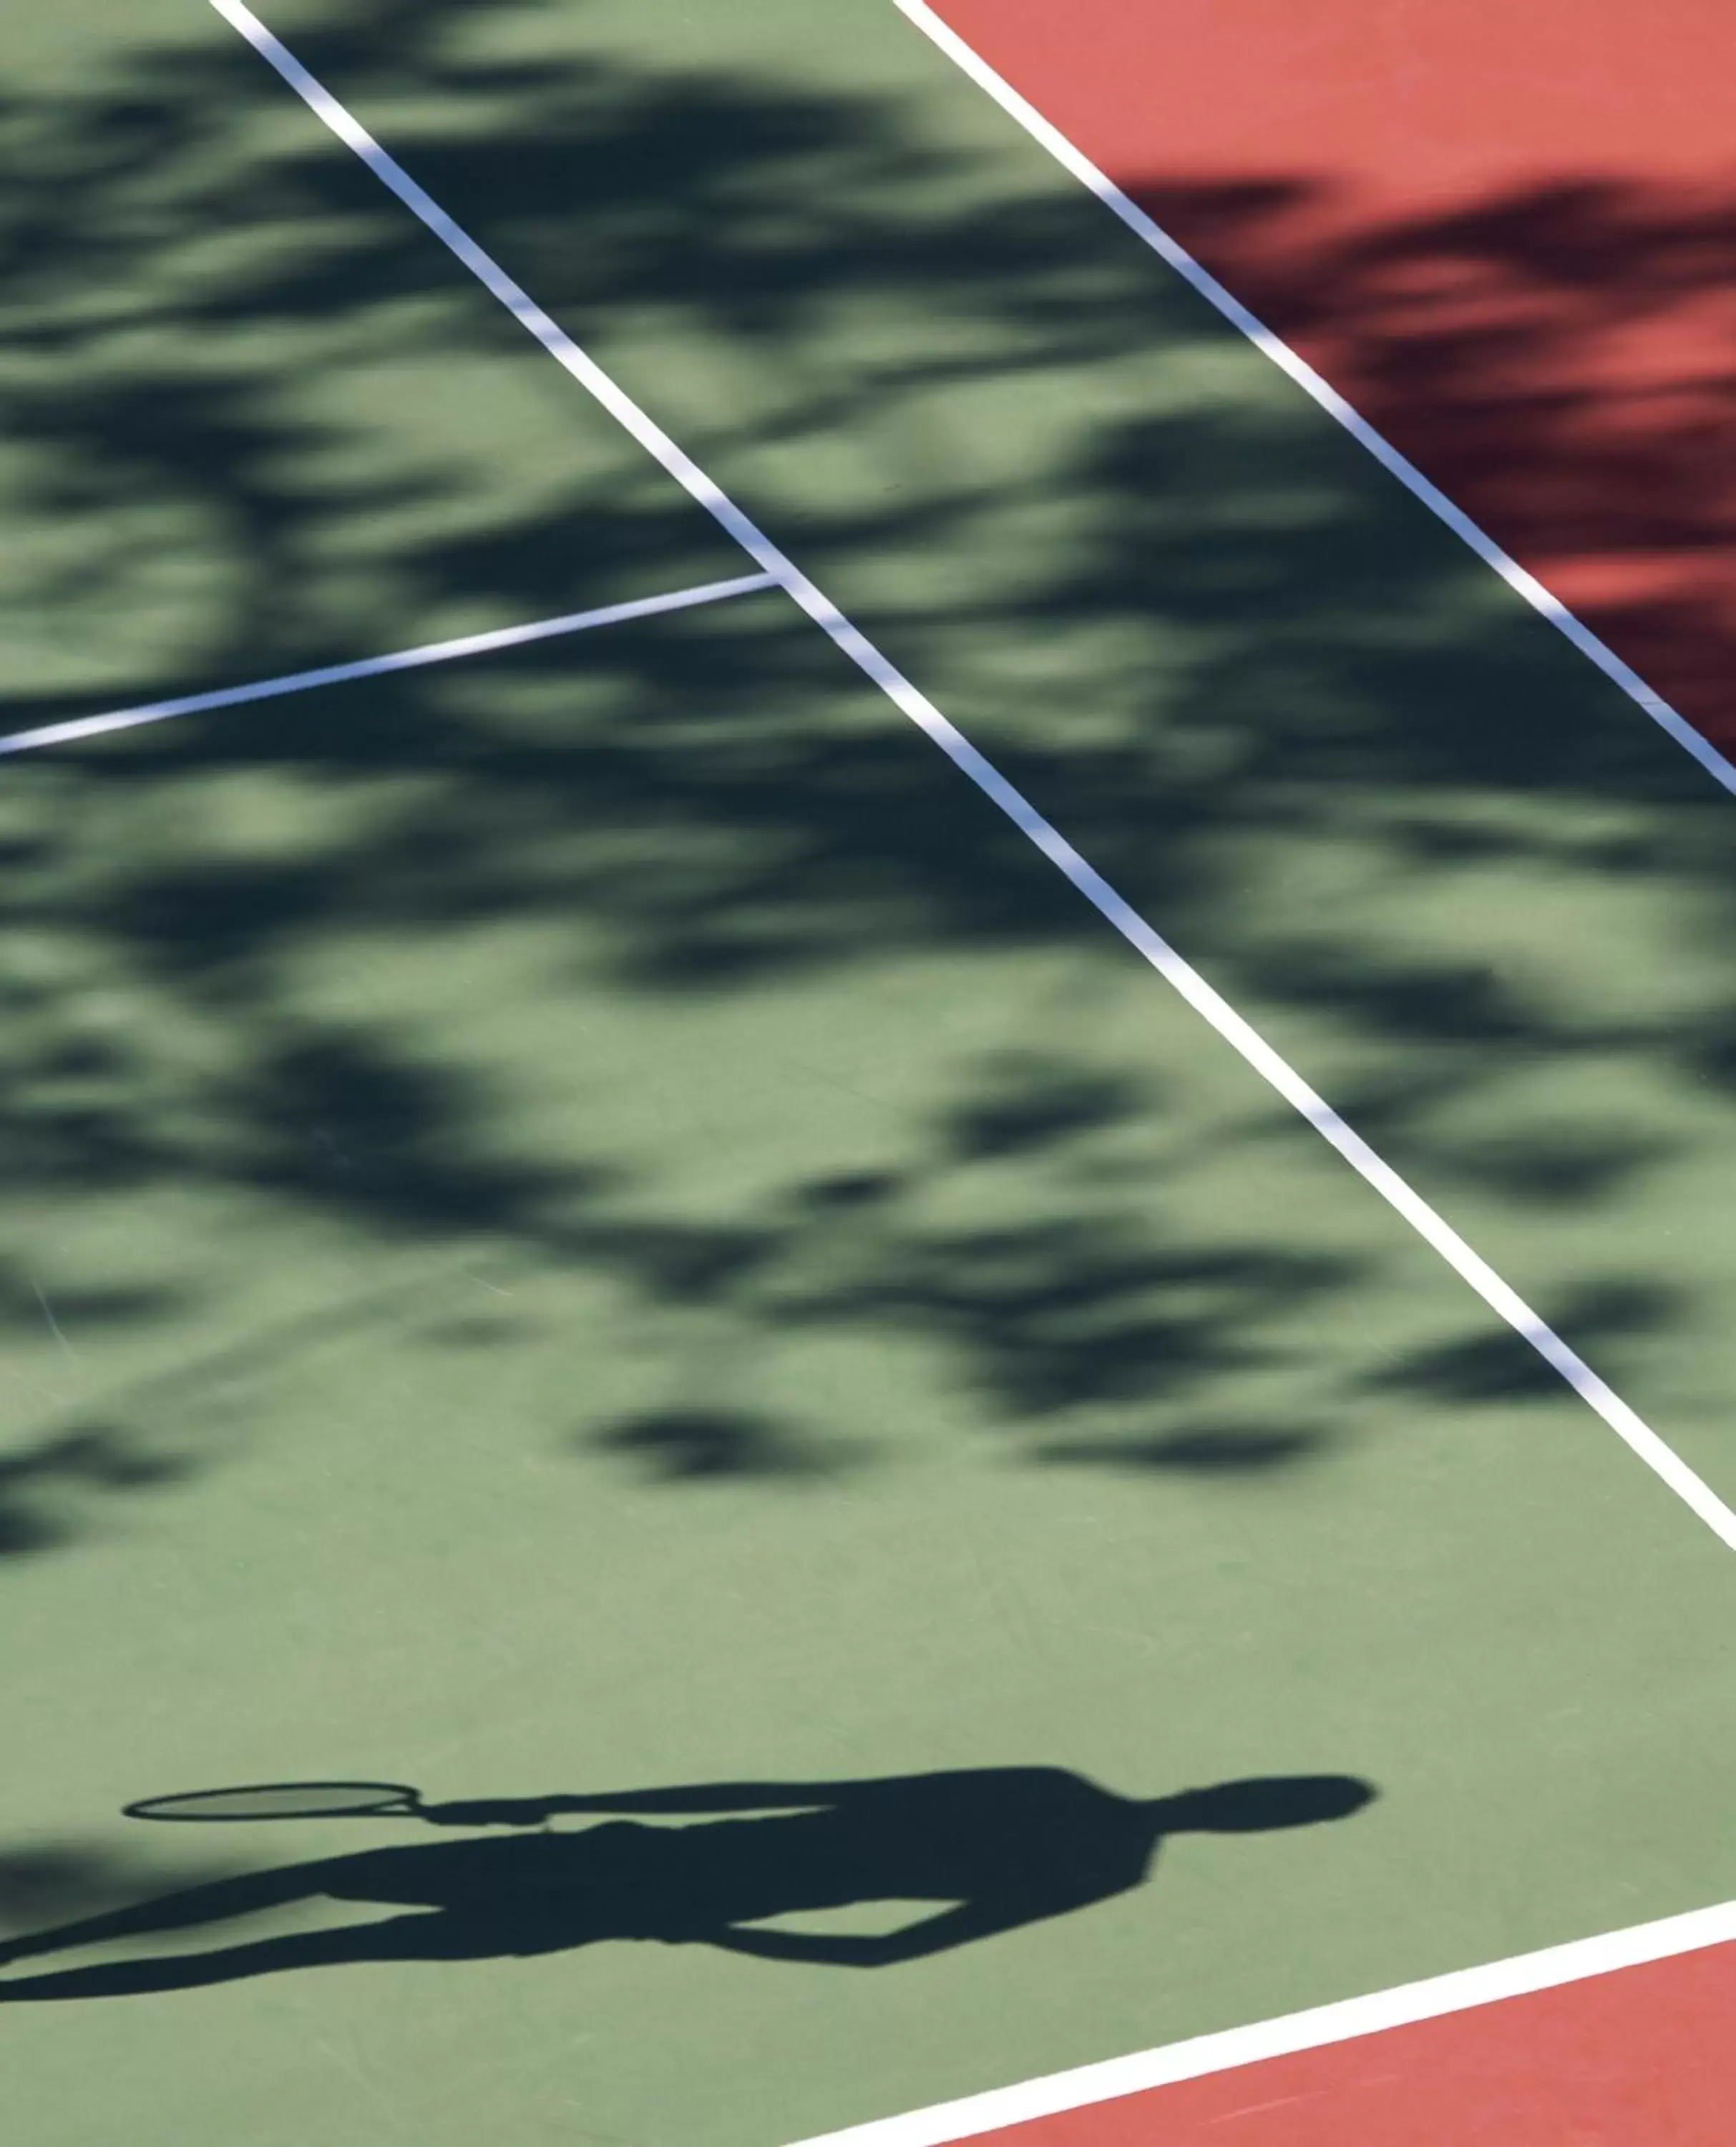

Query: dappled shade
1,0,1733,1571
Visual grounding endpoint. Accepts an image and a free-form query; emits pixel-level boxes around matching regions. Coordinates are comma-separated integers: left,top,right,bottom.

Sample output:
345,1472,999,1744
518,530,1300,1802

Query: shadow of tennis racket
125,1781,430,1822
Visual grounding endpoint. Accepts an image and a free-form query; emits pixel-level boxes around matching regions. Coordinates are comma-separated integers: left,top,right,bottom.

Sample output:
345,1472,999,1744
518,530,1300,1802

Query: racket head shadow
124,1781,422,1822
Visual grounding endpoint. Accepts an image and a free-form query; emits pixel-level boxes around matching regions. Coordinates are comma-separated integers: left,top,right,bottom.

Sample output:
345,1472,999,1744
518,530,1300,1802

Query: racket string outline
125,1781,426,1821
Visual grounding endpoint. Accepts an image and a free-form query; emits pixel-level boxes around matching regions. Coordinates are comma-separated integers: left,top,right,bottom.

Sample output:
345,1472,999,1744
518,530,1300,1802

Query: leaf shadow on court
3,0,1735,1558
1128,172,1736,756
0,1764,1374,1996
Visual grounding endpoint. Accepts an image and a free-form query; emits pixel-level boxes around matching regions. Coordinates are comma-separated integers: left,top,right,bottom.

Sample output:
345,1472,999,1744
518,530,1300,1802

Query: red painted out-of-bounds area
970,1934,1736,2145
927,0,1736,753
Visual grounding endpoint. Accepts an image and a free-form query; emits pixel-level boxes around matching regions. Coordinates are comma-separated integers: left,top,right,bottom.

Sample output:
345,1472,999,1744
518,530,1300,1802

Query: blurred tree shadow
1131,173,1736,753
2,0,1734,1561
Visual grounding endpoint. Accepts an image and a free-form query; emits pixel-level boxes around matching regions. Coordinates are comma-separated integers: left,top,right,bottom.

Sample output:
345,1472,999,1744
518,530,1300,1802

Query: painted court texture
3,3,1736,2143
933,0,1736,760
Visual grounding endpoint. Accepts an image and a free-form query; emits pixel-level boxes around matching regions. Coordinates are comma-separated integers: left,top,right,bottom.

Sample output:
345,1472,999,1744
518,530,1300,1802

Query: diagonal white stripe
784,1892,1736,2143
891,0,1736,801
208,0,1736,1552
0,573,778,756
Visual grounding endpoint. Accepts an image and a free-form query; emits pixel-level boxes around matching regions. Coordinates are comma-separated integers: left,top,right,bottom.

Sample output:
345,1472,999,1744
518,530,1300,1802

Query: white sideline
892,0,1736,801
0,573,778,756
784,1892,1736,2143
209,0,1736,1553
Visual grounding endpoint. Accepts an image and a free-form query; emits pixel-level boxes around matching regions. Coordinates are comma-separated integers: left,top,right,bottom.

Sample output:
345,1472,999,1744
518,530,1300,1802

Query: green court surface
4,5,1736,2144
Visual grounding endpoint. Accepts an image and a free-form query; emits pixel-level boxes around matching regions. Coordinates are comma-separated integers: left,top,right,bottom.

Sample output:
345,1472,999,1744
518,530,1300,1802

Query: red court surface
925,0,1736,754
970,1933,1736,2146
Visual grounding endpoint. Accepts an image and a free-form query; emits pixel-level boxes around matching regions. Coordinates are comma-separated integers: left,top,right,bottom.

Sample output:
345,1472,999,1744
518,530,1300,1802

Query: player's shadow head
1148,1776,1376,1833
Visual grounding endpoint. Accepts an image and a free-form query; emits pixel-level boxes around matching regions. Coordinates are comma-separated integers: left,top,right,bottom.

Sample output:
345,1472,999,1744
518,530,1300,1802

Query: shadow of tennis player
0,1766,1373,2000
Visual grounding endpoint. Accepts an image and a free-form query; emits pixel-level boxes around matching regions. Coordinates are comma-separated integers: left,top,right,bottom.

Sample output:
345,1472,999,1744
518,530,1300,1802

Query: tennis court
4,4,1736,2143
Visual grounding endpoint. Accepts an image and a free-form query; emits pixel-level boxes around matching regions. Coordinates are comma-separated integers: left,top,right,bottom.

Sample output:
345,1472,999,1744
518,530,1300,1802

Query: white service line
210,0,1736,1554
784,1891,1736,2144
892,0,1736,802
0,573,778,756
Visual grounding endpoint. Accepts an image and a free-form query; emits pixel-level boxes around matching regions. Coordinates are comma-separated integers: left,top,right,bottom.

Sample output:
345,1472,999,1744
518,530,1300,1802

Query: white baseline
0,573,777,756
784,1892,1736,2144
209,0,1736,1552
892,0,1736,802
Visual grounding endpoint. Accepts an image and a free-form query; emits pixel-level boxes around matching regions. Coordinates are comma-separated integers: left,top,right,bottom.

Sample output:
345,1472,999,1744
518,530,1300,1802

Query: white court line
893,0,1736,802
0,572,777,756
784,1892,1736,2143
210,0,1736,1552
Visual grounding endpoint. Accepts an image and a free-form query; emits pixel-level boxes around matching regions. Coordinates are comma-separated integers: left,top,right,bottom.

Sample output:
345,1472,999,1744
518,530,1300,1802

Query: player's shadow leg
0,1837,670,2001
0,1906,522,2000
0,1861,341,1976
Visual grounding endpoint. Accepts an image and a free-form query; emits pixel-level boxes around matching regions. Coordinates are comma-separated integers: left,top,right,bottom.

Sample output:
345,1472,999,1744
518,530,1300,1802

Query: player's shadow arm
0,1768,1373,2000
